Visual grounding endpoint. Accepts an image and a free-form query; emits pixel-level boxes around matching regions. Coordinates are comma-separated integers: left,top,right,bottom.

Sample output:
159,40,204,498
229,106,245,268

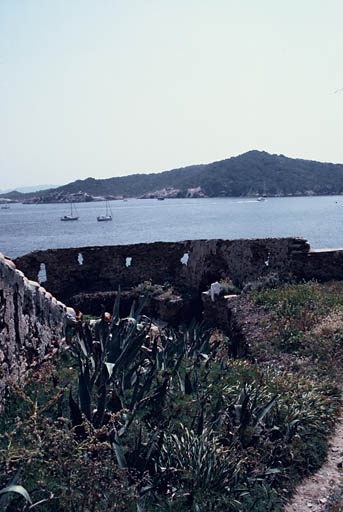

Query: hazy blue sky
1,0,343,189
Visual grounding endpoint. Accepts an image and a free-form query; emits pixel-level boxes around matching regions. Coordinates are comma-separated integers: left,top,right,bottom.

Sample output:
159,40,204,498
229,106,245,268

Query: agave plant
222,383,278,447
69,290,155,433
68,291,217,469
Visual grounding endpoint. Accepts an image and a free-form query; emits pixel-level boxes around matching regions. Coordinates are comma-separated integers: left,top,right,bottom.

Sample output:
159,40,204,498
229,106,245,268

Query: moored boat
97,200,112,221
61,202,79,221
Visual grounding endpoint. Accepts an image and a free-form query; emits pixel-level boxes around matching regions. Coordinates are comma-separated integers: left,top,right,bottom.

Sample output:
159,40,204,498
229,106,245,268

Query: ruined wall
5,236,343,410
0,252,70,407
14,237,310,304
304,248,343,282
4,237,343,401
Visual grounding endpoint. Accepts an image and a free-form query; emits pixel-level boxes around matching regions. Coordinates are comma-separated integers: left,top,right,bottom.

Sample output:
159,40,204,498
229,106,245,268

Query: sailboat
257,181,267,201
61,202,79,221
97,200,112,222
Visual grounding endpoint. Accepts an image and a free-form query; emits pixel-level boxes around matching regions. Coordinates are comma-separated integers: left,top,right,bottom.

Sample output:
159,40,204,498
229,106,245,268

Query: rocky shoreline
1,189,340,205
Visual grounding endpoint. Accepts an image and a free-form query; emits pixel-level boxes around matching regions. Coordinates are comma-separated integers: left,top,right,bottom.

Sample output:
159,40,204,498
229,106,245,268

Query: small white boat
97,200,112,222
257,182,267,201
61,202,79,221
1,205,10,209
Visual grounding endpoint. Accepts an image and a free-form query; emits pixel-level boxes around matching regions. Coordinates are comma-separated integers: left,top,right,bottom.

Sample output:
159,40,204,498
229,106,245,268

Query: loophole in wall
38,263,47,283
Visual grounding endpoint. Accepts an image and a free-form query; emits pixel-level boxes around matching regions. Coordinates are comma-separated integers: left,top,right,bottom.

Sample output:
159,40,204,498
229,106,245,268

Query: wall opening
78,252,84,265
126,257,132,268
38,263,47,283
264,251,270,267
180,253,189,265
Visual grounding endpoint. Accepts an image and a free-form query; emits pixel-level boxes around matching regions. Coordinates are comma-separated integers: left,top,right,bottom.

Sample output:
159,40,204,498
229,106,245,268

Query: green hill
3,150,343,202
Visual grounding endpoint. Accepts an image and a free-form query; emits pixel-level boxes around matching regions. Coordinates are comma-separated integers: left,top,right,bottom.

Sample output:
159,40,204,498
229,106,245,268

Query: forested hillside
3,150,343,202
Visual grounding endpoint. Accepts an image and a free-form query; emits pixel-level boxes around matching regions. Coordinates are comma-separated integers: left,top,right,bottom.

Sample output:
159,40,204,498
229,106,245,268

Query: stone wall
13,237,310,304
0,252,70,408
4,237,343,404
304,248,343,282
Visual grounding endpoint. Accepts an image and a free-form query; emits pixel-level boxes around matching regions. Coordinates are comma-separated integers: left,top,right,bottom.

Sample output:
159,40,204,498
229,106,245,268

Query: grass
249,280,343,374
248,280,343,510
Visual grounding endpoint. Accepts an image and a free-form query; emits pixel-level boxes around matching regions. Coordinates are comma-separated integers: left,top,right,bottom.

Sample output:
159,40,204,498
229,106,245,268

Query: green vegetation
325,488,343,511
250,281,343,374
1,283,343,510
4,150,343,200
133,279,175,297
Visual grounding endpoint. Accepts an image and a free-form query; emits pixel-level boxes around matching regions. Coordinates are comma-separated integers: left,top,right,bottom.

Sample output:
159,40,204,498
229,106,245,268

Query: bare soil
284,412,343,511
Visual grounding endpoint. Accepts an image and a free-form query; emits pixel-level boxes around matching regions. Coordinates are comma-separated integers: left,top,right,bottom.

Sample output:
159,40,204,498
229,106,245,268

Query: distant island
2,150,343,203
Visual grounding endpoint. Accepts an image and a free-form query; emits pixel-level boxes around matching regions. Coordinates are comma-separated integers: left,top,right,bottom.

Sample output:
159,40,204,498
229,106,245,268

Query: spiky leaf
0,485,32,504
112,432,127,468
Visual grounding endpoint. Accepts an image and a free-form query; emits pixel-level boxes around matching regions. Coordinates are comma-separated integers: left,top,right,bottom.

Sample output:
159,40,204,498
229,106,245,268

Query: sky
1,0,343,190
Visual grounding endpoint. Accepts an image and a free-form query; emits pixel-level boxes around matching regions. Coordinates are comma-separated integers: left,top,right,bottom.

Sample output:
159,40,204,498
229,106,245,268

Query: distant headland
2,150,343,204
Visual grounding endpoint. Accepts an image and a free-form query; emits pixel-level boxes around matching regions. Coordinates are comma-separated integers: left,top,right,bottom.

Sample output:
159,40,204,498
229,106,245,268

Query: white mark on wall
38,263,47,283
264,251,270,266
181,253,189,265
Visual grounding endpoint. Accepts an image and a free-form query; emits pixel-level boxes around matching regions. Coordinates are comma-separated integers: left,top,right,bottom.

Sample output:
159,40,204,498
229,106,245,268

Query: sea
1,196,343,259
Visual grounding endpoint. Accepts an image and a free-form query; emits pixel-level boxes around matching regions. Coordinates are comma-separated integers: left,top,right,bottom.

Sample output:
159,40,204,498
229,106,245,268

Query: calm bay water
1,196,343,259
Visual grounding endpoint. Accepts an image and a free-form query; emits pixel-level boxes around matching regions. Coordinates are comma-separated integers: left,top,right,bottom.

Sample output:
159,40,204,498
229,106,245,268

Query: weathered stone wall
13,237,310,304
4,237,343,404
0,253,70,408
304,248,343,282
